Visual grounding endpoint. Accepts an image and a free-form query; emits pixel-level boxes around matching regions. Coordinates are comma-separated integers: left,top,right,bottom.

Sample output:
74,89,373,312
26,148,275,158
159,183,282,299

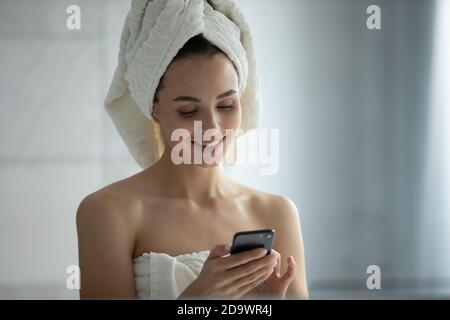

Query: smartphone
230,229,275,255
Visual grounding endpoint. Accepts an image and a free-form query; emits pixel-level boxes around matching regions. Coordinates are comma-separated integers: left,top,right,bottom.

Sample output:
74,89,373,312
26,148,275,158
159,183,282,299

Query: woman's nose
200,111,221,132
196,111,224,143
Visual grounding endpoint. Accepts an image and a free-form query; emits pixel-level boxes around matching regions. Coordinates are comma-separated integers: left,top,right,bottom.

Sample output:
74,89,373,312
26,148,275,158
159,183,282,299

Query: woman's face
152,53,241,167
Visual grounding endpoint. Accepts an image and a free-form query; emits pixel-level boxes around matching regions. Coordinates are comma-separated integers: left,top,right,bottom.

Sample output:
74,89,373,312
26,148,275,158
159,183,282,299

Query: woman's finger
275,252,281,277
280,256,296,283
268,249,281,277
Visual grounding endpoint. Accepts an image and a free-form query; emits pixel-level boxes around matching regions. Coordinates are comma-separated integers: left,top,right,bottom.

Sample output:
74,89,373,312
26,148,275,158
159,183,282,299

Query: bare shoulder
75,181,142,298
231,181,300,226
76,179,144,234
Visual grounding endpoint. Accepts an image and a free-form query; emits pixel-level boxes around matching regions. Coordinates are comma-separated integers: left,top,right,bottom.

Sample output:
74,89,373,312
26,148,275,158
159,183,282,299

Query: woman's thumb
208,243,231,259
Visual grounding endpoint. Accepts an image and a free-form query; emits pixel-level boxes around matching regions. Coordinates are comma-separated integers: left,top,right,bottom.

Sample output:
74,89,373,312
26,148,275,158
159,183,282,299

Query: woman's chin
189,142,227,167
197,161,222,168
190,156,223,168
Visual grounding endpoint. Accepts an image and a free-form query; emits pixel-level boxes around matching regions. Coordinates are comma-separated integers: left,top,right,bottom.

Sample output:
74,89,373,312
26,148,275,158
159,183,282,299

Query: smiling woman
151,41,240,167
76,0,308,300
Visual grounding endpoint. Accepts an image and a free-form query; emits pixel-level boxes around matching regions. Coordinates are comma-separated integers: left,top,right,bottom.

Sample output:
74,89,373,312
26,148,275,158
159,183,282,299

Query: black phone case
230,229,275,255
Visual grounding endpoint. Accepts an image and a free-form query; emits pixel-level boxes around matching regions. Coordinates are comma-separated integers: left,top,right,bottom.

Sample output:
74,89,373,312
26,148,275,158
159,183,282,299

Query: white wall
0,0,137,299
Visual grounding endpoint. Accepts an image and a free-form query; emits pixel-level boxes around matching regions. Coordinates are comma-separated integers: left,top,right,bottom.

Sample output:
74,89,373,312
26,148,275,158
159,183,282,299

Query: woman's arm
76,192,137,299
271,195,309,299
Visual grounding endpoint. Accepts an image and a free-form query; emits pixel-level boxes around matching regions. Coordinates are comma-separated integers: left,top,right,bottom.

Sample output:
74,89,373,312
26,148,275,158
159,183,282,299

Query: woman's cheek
228,108,242,132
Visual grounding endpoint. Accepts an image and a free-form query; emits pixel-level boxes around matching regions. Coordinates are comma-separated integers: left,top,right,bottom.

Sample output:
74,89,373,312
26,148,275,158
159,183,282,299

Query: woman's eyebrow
172,89,237,102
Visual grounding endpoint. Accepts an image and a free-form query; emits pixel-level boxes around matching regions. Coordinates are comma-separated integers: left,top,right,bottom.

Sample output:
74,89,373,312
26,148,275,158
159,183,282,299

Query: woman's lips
191,136,226,149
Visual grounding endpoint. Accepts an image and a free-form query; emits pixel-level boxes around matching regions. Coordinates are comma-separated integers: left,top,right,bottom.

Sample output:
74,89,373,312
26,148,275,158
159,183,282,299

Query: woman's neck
143,147,232,204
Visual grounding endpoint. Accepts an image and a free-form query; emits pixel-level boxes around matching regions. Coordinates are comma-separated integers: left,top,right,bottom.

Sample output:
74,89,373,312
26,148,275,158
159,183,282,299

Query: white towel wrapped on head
105,0,262,169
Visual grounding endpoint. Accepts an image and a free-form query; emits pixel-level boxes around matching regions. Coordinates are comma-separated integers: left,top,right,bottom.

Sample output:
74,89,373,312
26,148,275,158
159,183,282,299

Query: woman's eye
218,105,234,110
179,110,197,118
179,105,233,118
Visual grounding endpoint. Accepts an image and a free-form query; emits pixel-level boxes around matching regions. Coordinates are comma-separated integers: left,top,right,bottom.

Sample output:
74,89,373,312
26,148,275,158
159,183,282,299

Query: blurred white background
0,0,448,299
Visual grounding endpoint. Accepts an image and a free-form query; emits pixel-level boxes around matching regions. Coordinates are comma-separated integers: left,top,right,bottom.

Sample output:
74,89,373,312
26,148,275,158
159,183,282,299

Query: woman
76,0,308,300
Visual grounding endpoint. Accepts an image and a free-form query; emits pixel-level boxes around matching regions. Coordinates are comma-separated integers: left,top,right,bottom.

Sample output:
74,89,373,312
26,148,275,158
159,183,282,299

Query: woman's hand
178,244,278,300
240,249,296,299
